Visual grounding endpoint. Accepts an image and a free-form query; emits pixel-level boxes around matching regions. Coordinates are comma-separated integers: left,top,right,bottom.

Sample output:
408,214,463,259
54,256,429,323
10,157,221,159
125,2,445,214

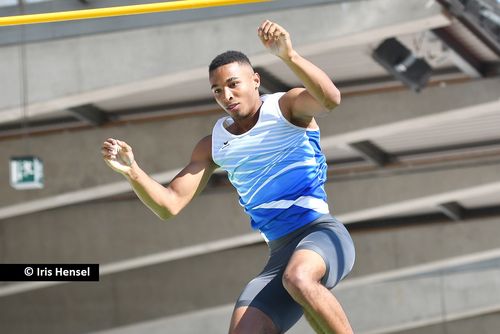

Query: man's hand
258,20,294,60
101,138,135,175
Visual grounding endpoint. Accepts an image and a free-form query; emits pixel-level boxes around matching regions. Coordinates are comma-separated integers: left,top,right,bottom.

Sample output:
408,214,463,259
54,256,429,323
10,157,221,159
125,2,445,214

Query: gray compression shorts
234,214,355,333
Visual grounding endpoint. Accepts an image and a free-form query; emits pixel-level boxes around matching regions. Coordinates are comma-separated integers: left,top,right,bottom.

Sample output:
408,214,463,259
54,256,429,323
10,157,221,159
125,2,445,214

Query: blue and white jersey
211,92,329,241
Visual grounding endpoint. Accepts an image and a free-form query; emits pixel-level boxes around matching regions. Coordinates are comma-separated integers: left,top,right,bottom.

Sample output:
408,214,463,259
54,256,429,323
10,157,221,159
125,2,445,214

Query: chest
214,121,305,171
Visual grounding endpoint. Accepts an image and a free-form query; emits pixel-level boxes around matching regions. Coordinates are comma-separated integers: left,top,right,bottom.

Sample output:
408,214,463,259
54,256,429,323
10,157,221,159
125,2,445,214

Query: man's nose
223,87,234,101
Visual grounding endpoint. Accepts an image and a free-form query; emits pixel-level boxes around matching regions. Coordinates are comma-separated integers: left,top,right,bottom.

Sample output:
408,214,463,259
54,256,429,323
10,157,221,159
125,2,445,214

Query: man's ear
253,72,261,90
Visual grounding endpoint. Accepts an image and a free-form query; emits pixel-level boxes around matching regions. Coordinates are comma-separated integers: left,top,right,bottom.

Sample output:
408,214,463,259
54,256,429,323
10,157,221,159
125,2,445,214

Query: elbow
324,90,341,112
157,206,179,221
158,212,173,221
157,193,183,221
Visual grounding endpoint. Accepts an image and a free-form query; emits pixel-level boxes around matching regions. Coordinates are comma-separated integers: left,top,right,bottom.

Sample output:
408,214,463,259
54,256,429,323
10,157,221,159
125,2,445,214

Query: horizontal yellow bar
0,0,270,27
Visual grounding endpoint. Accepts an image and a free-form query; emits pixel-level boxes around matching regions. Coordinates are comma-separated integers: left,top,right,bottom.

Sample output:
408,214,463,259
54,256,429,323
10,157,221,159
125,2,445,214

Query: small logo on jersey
221,141,230,149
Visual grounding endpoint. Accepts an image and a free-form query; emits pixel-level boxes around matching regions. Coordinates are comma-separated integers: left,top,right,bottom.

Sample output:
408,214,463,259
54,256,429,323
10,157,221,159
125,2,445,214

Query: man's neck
231,100,263,135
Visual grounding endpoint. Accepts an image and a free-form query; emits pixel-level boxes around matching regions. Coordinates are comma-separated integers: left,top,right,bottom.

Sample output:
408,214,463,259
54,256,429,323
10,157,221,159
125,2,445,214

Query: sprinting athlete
102,20,355,334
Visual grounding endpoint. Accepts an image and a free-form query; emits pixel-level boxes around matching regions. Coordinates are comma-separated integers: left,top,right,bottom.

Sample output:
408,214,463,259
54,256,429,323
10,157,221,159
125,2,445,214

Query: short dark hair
209,50,253,73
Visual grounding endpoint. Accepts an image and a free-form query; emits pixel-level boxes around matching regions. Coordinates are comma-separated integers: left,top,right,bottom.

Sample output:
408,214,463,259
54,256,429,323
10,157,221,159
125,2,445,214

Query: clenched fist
101,138,135,175
258,20,294,60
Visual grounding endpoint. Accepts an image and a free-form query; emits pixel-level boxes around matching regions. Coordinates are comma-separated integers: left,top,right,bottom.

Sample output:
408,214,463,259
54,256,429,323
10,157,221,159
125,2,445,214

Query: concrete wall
1,78,498,209
394,311,500,334
1,215,500,333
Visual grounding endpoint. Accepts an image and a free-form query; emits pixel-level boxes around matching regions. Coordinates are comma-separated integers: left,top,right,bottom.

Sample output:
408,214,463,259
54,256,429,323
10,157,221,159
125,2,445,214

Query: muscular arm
258,20,341,125
103,136,217,221
281,54,341,118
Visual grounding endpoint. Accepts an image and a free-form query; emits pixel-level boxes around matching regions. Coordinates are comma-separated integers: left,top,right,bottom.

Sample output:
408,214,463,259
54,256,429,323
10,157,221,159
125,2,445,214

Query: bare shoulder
191,135,215,165
278,88,318,129
196,135,212,150
278,88,304,116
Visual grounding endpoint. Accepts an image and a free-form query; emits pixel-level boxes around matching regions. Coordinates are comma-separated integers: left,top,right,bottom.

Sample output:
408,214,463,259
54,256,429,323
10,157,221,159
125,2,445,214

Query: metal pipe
0,0,270,26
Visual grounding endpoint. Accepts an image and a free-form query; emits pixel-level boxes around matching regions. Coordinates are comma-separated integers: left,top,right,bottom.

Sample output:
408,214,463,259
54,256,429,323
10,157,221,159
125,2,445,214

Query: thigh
229,306,280,334
234,270,304,332
295,219,355,289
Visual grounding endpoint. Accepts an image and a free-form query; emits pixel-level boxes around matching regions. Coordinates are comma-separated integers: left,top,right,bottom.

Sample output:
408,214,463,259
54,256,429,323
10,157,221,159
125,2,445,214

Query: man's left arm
258,20,341,121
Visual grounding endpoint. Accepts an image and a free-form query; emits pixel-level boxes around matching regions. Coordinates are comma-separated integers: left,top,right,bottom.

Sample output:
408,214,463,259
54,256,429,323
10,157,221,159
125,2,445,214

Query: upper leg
231,244,308,333
232,273,304,333
283,221,355,293
281,224,356,334
229,306,280,334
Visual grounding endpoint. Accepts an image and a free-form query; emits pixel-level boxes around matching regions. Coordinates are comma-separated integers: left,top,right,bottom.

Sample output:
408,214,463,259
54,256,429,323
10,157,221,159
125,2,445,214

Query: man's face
209,62,260,120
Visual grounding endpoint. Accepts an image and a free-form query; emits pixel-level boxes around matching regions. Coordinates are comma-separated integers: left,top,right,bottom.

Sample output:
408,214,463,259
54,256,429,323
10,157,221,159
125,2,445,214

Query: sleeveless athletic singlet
211,92,329,241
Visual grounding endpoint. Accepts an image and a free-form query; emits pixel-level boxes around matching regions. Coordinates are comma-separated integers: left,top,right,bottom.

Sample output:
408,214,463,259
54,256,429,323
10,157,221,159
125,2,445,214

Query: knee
282,266,315,299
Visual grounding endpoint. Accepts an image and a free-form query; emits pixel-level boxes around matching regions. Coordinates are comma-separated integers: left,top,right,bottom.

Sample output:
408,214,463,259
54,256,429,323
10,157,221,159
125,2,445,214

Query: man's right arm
102,135,217,220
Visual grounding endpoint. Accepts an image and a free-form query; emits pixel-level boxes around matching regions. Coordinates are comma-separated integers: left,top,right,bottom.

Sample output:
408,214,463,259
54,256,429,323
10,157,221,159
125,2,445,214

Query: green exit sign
10,156,44,190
